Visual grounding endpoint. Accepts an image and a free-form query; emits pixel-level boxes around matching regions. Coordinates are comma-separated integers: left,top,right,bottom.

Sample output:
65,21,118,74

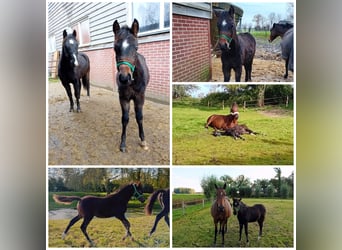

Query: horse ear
214,184,218,189
63,29,67,38
213,9,222,18
223,183,227,189
72,30,77,38
131,18,139,37
113,20,120,35
228,5,235,17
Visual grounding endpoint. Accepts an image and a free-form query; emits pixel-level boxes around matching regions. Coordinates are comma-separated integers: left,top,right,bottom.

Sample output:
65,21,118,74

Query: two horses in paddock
144,188,170,236
211,183,232,246
215,6,256,82
232,198,266,246
58,29,90,112
53,182,145,247
113,19,150,152
269,22,294,79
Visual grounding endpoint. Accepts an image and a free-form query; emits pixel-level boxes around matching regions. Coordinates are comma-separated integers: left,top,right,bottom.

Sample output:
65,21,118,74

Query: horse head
269,22,294,42
216,6,237,51
232,197,242,215
214,183,227,213
132,181,145,203
113,19,139,84
62,29,79,67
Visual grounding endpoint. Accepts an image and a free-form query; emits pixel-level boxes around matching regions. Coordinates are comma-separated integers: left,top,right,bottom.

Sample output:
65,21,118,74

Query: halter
117,61,135,73
219,34,233,44
132,183,144,199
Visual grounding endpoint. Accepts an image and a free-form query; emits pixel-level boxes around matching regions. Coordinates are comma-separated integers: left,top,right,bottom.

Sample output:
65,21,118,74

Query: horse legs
80,215,95,247
62,82,74,112
213,222,218,246
118,216,133,241
238,222,243,242
149,212,163,236
119,99,130,152
284,57,289,79
244,63,252,82
244,223,249,245
73,80,81,112
220,221,225,246
234,66,242,82
134,97,148,150
257,220,264,240
62,214,82,239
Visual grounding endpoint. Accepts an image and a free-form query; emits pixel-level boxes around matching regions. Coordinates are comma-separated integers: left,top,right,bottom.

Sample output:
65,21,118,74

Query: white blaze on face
122,39,129,50
69,39,74,44
73,54,79,66
222,20,227,27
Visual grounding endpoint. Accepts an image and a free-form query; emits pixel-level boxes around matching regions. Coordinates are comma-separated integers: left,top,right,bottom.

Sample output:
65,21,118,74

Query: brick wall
84,40,170,103
172,14,211,82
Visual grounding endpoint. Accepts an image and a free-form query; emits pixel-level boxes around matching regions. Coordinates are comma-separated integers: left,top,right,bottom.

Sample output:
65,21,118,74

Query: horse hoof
120,147,126,153
140,141,148,150
61,232,67,239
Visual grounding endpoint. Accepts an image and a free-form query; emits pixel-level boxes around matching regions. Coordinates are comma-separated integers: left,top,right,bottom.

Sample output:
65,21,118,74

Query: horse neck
109,184,133,203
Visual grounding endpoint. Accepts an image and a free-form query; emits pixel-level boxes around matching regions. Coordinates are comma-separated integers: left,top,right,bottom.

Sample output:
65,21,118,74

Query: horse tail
205,115,215,129
145,189,164,215
53,194,81,205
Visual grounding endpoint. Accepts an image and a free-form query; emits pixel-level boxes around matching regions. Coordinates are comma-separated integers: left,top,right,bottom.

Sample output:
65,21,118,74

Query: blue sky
231,2,293,26
172,166,294,192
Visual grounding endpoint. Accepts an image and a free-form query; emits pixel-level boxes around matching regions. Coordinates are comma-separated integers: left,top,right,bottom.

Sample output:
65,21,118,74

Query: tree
274,167,282,196
268,12,276,26
172,85,199,99
200,175,221,199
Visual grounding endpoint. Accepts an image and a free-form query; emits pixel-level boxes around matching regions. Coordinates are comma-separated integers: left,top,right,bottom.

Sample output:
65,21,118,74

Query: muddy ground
48,83,170,165
211,37,294,82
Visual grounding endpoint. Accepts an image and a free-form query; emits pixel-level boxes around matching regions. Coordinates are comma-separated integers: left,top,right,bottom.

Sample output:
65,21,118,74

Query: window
132,2,170,34
72,18,90,46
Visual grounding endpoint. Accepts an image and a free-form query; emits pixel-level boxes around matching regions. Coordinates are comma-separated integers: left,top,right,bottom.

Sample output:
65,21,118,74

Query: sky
172,166,294,192
231,2,293,26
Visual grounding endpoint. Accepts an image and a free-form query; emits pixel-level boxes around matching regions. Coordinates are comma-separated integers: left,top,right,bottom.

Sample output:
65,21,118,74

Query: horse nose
219,39,230,50
139,196,145,203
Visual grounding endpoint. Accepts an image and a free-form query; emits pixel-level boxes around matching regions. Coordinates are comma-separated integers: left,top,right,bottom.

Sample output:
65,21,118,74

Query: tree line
48,168,169,194
200,168,293,199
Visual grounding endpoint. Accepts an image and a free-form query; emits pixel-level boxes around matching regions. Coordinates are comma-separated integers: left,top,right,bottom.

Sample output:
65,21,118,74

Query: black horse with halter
112,19,150,152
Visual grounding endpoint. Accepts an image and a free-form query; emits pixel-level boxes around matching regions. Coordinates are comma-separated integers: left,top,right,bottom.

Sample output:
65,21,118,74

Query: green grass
172,106,293,165
172,198,293,247
49,216,170,247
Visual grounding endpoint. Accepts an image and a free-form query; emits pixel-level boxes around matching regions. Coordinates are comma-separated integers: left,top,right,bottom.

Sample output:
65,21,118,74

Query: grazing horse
144,188,170,236
218,124,258,140
58,29,90,112
113,19,150,152
53,182,145,247
211,183,232,246
232,198,266,245
269,22,294,78
215,6,256,82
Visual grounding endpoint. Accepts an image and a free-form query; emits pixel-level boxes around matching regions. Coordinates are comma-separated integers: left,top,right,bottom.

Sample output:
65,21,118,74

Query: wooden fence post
182,200,185,215
286,96,289,107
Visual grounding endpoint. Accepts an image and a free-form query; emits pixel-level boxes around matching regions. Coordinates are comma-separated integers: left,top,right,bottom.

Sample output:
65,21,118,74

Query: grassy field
172,198,293,247
172,105,293,165
49,216,170,247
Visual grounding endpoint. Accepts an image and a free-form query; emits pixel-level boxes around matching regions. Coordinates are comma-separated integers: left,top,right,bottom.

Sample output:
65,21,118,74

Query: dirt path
48,83,170,165
211,37,294,82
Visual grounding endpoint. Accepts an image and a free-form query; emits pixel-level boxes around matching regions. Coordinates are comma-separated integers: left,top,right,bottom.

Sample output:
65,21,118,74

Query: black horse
215,6,256,82
144,188,170,236
269,22,294,78
53,182,145,247
58,29,90,112
113,19,150,152
217,124,258,140
232,198,266,245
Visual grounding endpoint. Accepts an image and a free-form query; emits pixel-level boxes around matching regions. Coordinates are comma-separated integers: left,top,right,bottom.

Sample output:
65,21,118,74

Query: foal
232,198,266,245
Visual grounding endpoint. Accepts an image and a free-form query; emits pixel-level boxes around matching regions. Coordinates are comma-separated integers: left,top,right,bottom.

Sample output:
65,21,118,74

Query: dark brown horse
205,102,239,135
113,19,150,152
58,29,90,112
232,198,266,246
144,188,170,236
220,124,258,140
53,182,145,247
215,6,256,82
211,183,232,246
269,22,294,78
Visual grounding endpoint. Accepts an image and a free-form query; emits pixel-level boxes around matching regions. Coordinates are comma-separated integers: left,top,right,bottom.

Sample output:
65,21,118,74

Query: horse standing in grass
215,6,256,82
144,188,170,236
58,29,90,112
53,182,145,247
113,19,150,152
232,198,266,245
211,183,232,246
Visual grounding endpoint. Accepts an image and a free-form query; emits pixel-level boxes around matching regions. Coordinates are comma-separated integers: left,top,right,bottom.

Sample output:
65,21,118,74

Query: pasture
48,192,169,247
172,198,293,247
172,104,293,165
